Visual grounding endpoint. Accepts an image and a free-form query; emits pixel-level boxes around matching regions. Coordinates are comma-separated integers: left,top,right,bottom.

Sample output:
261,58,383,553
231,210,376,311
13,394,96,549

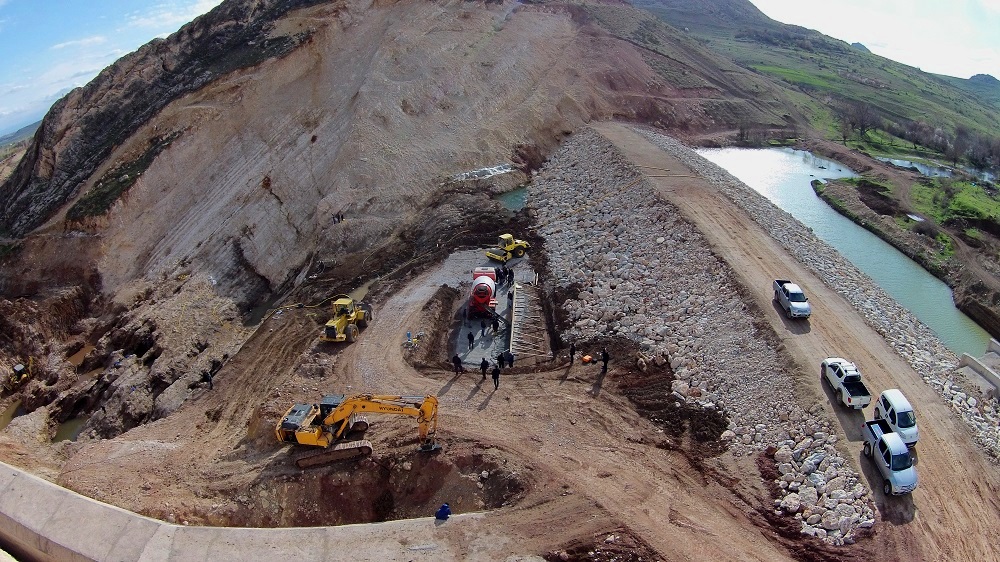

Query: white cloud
51,36,108,51
125,0,223,31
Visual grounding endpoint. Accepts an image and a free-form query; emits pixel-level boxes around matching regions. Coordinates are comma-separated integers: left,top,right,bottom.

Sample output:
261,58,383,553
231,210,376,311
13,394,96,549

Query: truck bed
842,380,871,398
865,418,892,440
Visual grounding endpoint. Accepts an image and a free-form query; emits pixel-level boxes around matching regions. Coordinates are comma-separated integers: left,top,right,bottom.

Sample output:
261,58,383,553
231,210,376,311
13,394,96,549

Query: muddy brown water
54,416,90,442
0,400,23,431
67,344,95,367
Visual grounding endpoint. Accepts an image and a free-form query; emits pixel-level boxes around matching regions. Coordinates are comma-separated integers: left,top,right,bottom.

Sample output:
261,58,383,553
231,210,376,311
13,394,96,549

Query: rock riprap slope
528,128,874,544
635,127,1000,461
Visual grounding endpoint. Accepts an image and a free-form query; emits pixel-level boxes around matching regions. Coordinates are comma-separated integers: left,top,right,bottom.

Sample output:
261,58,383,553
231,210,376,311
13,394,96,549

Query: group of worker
495,264,515,287
450,350,514,390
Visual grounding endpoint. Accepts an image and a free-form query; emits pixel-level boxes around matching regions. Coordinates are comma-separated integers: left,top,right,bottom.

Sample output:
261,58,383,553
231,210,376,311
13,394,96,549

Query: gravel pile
528,128,874,544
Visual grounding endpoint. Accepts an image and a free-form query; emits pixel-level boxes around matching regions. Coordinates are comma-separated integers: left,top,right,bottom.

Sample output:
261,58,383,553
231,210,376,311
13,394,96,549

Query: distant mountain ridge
636,0,1000,133
0,121,40,146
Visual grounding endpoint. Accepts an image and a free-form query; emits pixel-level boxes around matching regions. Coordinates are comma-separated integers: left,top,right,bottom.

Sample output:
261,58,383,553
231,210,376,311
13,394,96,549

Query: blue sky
0,0,222,135
749,0,1000,80
0,0,999,136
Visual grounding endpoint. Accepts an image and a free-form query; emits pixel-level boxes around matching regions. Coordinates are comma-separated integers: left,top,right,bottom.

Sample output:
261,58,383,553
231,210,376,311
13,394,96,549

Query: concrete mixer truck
469,267,498,317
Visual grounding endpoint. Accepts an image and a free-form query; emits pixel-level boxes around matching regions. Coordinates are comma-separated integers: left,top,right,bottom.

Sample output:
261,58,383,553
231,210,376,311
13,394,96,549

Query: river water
697,147,990,357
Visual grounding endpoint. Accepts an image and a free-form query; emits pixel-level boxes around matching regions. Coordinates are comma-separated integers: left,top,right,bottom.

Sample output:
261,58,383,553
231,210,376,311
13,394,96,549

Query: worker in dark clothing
480,318,487,336
480,357,489,380
452,354,464,374
435,503,451,520
492,318,500,334
491,364,501,390
505,350,514,368
200,371,214,390
601,348,610,373
569,342,576,364
467,331,475,350
507,267,514,285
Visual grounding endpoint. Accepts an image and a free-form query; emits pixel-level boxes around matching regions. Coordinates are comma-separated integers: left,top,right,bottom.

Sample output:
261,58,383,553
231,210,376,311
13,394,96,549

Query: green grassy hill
634,0,1000,139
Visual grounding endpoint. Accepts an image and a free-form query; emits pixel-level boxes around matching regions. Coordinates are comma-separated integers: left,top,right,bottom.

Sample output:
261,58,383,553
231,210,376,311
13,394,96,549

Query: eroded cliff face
0,0,790,439
0,0,329,238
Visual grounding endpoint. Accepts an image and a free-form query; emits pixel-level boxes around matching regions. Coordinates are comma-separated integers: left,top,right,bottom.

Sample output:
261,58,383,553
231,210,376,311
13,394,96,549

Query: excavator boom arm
323,395,438,444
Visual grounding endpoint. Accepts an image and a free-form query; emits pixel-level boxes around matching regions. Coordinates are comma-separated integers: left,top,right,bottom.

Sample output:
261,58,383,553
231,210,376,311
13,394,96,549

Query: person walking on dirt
467,331,475,351
200,371,213,390
480,357,489,380
480,318,487,337
492,318,500,334
569,342,576,364
601,348,610,373
505,350,514,368
452,354,464,375
491,364,501,390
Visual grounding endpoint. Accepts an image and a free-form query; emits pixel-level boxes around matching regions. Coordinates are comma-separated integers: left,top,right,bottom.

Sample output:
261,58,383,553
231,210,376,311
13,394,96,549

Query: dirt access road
45,123,998,560
594,122,1000,560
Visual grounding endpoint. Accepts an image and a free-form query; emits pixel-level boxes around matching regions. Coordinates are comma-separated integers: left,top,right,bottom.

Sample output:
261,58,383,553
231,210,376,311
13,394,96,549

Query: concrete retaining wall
0,461,476,561
959,338,1000,397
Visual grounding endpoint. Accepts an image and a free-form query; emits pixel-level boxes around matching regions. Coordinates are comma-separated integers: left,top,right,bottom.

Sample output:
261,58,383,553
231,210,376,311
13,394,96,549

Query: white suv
873,389,918,448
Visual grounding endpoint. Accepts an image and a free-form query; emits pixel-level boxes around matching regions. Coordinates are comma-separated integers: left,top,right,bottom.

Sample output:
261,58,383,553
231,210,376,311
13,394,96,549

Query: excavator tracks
295,440,374,469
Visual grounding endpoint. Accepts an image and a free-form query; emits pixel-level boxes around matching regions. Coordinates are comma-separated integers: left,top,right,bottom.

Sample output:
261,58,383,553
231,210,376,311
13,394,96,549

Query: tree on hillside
947,125,971,166
838,116,852,144
846,102,881,139
968,135,993,171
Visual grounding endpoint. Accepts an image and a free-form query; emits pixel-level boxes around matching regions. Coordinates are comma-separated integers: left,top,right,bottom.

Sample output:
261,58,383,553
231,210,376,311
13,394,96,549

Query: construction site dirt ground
3,124,1000,561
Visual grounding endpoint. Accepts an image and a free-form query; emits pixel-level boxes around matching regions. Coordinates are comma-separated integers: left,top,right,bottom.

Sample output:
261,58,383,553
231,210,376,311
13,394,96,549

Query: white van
873,389,918,448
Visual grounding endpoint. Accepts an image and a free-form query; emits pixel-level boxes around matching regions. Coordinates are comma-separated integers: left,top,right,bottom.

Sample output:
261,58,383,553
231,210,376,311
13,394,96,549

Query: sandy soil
5,122,1000,561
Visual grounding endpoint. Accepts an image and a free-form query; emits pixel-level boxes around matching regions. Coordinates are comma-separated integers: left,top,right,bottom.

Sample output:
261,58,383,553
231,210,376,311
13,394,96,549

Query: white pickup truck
873,389,918,448
820,357,872,409
773,279,811,319
863,419,918,495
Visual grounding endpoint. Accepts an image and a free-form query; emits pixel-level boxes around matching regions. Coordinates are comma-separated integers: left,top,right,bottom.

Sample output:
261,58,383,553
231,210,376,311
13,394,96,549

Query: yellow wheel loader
275,394,440,468
318,295,373,343
485,233,530,263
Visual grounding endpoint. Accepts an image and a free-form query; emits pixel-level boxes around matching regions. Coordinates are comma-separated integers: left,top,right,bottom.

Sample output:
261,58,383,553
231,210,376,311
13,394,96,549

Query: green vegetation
751,65,837,90
66,131,181,222
635,0,1000,170
910,178,1000,226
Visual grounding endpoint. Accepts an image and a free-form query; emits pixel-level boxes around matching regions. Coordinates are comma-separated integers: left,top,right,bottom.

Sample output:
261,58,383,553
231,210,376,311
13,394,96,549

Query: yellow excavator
275,394,440,468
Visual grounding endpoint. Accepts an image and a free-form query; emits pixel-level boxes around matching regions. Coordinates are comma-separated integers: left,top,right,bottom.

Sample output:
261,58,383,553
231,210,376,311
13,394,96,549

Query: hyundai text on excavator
275,394,440,468
318,294,373,344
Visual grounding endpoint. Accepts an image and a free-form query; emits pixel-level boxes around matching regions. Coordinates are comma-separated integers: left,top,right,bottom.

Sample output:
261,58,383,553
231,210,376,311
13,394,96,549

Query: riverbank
799,139,1000,341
